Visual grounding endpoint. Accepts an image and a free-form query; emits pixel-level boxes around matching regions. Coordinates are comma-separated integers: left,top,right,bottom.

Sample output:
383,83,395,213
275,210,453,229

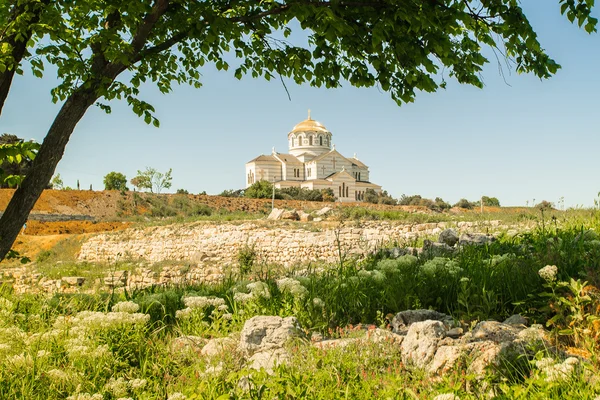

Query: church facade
245,112,382,202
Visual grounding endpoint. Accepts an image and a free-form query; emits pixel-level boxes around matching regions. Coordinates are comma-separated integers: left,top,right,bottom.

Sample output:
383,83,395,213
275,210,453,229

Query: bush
454,198,475,209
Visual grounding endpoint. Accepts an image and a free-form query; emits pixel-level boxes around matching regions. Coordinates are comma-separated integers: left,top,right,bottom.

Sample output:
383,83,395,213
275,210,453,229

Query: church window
309,136,313,145
342,183,345,198
339,186,341,197
320,136,323,146
291,137,295,147
346,186,349,198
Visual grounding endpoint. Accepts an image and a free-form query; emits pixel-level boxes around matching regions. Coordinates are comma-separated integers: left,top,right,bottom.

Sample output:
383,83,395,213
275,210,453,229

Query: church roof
273,153,301,164
326,169,355,181
290,111,329,134
350,157,367,168
308,148,344,164
247,154,278,163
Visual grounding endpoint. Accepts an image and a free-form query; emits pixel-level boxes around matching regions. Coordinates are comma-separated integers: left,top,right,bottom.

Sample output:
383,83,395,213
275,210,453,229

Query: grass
2,210,600,398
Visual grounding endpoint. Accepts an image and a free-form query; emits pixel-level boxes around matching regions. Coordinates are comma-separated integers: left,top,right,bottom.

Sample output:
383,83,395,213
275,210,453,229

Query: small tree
454,198,474,209
49,174,63,190
481,196,501,207
245,180,276,199
364,189,379,204
131,167,172,193
103,172,128,191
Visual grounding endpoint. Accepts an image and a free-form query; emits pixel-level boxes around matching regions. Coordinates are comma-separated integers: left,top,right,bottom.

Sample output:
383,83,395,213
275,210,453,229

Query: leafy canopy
0,136,39,188
17,0,598,126
131,167,172,193
103,171,129,191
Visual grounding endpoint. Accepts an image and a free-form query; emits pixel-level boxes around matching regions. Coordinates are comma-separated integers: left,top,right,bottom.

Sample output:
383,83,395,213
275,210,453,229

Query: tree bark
0,85,100,261
0,0,48,116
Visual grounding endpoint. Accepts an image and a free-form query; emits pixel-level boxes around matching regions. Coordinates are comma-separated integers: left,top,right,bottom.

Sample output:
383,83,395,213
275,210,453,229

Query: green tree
245,180,276,199
48,173,63,190
454,198,475,209
0,1,597,260
481,196,501,207
0,134,39,188
131,167,172,194
103,171,128,191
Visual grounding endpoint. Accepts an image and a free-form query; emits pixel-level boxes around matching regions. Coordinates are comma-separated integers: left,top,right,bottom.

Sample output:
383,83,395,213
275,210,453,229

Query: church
245,112,382,202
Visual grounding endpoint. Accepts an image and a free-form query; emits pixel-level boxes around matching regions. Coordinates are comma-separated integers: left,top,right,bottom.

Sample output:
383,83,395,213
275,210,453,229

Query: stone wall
78,220,513,268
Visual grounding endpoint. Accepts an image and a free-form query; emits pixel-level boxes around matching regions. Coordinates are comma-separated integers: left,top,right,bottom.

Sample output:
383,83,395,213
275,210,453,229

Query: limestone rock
315,207,332,216
392,309,455,334
423,240,455,257
503,314,528,327
462,320,522,344
248,348,290,372
238,316,305,355
298,211,314,222
62,276,85,286
201,337,237,357
280,210,300,221
459,233,495,245
267,208,285,220
438,229,459,247
401,320,446,368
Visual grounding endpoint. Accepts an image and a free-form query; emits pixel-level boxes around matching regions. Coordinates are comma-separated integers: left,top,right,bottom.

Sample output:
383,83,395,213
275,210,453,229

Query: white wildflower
7,353,33,368
46,368,69,382
357,270,371,279
247,281,271,299
128,378,147,390
276,277,308,299
67,393,104,400
233,292,253,303
217,304,229,311
433,395,460,400
111,301,140,313
184,296,226,309
36,350,50,358
167,393,187,400
175,307,194,319
222,313,233,320
371,270,386,284
538,265,558,282
0,297,13,311
116,398,133,400
312,298,325,308
104,377,129,397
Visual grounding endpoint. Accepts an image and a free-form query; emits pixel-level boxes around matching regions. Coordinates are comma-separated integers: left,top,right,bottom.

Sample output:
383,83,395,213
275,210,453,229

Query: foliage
103,171,128,191
454,198,475,209
536,200,555,211
245,180,277,199
481,196,501,207
131,167,172,194
219,189,244,198
0,136,39,188
176,189,189,194
48,173,63,190
364,189,397,205
279,187,335,202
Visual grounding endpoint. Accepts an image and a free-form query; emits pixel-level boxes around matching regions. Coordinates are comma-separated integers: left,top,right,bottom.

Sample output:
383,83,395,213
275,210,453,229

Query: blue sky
1,3,599,207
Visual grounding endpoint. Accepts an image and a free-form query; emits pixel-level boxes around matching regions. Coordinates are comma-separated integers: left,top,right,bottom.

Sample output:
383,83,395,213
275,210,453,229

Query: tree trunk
0,1,48,116
0,85,99,261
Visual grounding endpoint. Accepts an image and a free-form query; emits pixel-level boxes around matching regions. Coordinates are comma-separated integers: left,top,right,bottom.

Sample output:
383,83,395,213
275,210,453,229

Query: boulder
267,208,285,220
401,320,446,368
248,348,290,372
459,233,495,246
238,316,305,355
391,309,455,334
62,276,85,286
201,337,237,357
462,320,522,344
315,207,332,216
280,210,300,221
438,229,459,247
298,211,314,222
503,314,528,327
423,240,455,257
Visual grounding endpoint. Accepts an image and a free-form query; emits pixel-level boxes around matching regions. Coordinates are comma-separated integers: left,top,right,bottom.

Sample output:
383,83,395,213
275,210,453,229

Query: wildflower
222,313,233,320
129,378,147,390
175,307,194,319
67,394,104,400
7,353,33,369
433,395,460,400
111,301,140,313
104,377,129,397
233,292,253,303
217,304,229,311
247,281,271,299
46,369,69,382
184,296,226,309
276,277,308,299
357,270,371,279
371,270,386,284
538,265,558,282
0,297,13,311
312,298,325,308
167,393,187,400
36,350,50,358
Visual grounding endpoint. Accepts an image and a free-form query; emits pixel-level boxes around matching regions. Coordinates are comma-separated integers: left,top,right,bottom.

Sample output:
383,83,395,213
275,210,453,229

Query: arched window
346,187,349,198
291,137,295,147
342,183,345,198
309,136,313,145
339,186,342,197
319,136,323,146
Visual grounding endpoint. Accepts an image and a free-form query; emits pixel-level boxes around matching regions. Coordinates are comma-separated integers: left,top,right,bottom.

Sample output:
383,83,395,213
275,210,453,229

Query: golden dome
290,110,329,133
